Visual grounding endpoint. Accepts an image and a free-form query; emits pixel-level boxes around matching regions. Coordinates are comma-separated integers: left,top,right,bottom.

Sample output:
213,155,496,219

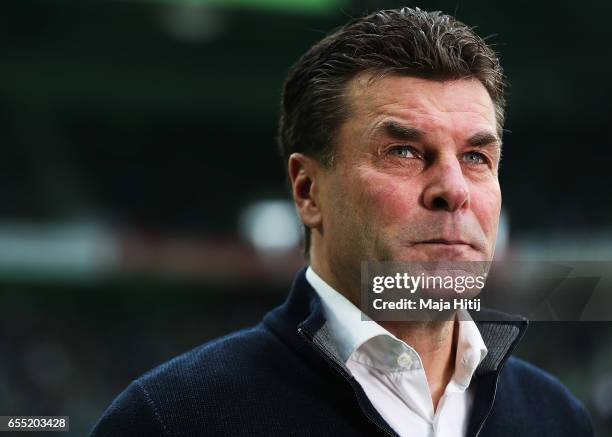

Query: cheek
471,182,501,236
353,170,418,226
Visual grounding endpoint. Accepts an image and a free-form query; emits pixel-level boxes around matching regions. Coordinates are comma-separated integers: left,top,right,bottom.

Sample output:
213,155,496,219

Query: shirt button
397,352,413,368
462,353,479,368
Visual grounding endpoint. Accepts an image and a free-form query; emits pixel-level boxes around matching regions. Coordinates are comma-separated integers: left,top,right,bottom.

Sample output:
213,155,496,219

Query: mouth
399,238,483,261
417,239,472,247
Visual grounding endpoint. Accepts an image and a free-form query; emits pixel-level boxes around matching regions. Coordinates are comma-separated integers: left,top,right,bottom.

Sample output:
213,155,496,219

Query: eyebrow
375,120,501,149
467,131,501,149
375,120,424,142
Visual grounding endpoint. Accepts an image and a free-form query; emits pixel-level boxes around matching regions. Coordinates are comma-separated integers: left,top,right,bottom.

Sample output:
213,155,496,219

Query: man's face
316,74,502,268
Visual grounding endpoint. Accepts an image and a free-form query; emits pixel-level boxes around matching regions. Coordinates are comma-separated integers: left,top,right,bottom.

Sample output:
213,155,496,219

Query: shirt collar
306,266,488,389
305,266,389,362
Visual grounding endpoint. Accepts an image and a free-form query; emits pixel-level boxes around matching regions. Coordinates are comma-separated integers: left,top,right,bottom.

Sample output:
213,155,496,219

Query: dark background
0,0,611,435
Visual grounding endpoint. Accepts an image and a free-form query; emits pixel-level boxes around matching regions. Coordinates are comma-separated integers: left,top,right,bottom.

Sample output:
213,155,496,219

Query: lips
418,239,472,246
412,239,479,253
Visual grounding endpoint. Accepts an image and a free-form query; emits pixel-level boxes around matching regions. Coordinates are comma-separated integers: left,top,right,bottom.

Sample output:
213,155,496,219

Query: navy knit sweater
91,268,594,436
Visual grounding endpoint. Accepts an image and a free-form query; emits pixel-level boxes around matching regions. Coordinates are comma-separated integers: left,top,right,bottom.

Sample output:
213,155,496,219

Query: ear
288,153,323,231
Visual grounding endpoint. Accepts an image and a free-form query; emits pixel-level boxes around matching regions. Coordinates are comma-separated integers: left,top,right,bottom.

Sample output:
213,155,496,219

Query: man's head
279,7,505,293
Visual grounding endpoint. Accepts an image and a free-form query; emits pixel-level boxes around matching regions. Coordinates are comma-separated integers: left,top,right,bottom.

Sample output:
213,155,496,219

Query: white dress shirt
305,267,488,437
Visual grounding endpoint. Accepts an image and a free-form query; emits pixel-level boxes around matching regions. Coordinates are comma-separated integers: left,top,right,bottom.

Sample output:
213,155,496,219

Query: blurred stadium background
1,0,611,435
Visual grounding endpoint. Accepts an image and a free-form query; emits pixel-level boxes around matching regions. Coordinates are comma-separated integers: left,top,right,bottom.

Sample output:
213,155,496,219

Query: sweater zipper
300,323,526,437
473,376,499,437
473,328,526,437
297,327,397,437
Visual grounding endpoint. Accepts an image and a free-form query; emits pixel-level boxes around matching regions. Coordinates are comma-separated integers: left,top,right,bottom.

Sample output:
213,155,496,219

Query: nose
422,157,469,212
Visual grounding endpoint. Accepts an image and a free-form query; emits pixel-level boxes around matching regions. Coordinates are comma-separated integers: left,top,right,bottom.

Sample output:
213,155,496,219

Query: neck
309,247,361,305
309,250,458,411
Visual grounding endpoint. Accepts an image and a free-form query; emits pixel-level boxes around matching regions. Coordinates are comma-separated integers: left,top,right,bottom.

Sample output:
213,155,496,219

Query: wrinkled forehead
343,72,498,135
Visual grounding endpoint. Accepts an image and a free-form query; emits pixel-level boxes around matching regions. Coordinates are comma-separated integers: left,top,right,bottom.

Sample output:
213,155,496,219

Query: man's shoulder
90,322,297,436
489,355,593,436
502,355,581,402
141,322,280,386
135,319,310,402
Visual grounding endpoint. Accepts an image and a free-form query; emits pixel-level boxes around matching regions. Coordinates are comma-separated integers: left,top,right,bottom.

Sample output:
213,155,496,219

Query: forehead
344,73,497,137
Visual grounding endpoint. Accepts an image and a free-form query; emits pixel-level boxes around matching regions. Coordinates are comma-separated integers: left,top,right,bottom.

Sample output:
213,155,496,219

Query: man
91,7,594,436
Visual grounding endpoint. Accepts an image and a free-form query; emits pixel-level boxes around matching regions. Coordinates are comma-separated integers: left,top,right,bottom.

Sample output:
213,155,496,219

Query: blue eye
390,146,416,158
463,151,486,165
